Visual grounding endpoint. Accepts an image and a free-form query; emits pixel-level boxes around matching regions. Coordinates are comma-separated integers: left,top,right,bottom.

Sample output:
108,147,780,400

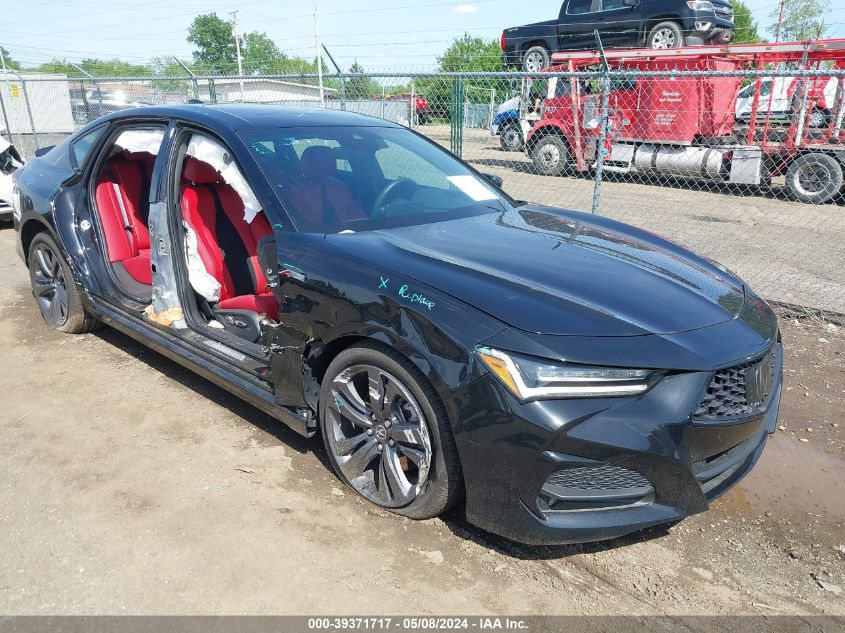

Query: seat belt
104,164,136,250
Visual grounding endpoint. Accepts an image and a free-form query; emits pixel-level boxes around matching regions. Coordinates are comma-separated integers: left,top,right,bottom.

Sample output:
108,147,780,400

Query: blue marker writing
398,284,435,310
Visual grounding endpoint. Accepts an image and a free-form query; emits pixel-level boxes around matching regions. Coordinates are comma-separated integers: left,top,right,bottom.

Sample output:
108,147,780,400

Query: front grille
695,351,775,419
545,464,650,491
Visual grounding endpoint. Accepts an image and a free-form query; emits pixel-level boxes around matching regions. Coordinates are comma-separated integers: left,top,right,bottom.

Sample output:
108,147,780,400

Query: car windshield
240,125,513,233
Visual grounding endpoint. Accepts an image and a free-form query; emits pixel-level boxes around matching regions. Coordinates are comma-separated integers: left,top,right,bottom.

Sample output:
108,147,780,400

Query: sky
3,0,845,73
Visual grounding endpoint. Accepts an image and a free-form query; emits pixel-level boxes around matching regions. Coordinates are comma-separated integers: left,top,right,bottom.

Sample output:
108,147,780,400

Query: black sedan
11,105,782,545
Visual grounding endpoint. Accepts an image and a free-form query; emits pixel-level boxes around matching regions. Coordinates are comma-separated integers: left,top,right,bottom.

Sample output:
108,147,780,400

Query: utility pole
230,10,245,102
313,0,325,104
775,0,786,42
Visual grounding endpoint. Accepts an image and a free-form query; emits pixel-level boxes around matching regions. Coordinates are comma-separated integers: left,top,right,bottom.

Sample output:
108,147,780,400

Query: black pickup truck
501,0,735,71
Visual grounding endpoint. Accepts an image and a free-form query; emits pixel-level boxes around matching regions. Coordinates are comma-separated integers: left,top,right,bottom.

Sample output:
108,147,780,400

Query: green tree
346,61,381,99
732,0,764,44
767,0,830,41
187,13,237,74
417,34,503,119
242,31,285,74
0,46,21,71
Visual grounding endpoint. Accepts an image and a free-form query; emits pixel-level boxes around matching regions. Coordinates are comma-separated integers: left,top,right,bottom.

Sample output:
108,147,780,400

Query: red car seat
94,150,155,284
180,156,278,320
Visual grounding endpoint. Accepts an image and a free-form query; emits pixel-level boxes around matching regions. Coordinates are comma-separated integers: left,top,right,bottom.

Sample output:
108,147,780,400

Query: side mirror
623,0,639,6
481,172,504,188
34,146,55,158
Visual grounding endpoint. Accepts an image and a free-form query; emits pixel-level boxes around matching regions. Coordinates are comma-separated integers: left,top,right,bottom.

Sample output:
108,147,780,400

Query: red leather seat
94,151,155,284
180,157,278,320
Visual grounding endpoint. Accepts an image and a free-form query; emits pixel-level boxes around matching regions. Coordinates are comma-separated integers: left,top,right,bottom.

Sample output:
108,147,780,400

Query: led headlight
687,0,714,10
475,347,656,402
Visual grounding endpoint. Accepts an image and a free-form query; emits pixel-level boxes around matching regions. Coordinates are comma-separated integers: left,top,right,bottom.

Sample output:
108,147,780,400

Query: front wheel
319,342,463,519
648,22,683,49
530,135,570,176
499,122,524,152
28,232,100,333
784,153,844,204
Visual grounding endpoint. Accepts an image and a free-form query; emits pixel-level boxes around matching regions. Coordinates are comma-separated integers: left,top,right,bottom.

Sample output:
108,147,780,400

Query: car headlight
687,0,714,9
475,347,656,402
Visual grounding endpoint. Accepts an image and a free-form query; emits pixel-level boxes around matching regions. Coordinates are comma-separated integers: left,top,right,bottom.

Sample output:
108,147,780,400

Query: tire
28,232,100,334
648,22,683,49
319,341,463,520
522,46,549,73
809,108,831,128
499,122,524,152
784,153,844,204
530,135,570,176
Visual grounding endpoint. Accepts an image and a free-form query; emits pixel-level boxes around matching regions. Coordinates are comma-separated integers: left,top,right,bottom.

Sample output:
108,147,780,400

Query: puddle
732,433,845,525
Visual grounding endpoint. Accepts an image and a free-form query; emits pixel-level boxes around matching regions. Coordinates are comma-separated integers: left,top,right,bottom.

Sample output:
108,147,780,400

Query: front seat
286,145,365,226
180,156,278,320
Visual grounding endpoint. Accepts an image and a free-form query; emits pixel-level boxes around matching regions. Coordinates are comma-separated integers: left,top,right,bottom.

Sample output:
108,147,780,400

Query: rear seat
94,150,155,284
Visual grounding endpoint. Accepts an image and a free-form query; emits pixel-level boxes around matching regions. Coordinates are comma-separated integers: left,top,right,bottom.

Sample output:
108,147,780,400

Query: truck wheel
784,153,843,204
499,122,524,152
648,22,683,48
531,135,570,176
522,46,549,73
809,108,831,128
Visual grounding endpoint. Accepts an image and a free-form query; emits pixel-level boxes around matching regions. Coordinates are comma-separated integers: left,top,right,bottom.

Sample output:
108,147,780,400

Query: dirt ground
0,225,843,616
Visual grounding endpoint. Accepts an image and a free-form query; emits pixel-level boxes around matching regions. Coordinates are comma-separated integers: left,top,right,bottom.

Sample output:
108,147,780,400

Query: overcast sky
3,0,844,73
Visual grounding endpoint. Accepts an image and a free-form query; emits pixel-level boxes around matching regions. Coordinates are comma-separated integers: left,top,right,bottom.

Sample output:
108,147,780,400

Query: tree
187,13,237,74
417,34,503,119
767,0,831,41
0,46,21,71
346,61,381,99
732,0,764,44
242,32,285,74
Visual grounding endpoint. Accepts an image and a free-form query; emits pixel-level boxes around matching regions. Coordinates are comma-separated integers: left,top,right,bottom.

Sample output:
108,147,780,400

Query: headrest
299,145,337,179
122,149,155,163
182,156,220,184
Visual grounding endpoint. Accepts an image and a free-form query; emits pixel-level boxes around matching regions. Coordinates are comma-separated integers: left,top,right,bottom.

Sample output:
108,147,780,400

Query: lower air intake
539,464,654,512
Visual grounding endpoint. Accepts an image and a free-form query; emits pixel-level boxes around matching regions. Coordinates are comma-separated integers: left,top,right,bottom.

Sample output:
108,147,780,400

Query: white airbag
115,129,164,155
186,136,263,224
184,223,221,302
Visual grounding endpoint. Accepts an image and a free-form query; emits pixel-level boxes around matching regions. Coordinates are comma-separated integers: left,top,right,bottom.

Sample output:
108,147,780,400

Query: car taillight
501,32,507,50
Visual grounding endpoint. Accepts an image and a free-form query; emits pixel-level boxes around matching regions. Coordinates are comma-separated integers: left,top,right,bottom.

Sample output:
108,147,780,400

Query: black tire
499,121,524,152
522,45,549,73
784,153,844,204
319,341,463,520
530,135,570,176
28,232,100,334
648,21,683,49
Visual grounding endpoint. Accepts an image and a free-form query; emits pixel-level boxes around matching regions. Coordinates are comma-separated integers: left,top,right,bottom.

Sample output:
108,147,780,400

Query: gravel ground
419,125,845,315
0,226,843,616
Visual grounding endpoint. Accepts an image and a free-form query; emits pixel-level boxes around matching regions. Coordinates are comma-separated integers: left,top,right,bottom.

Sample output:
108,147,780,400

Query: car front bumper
452,343,782,545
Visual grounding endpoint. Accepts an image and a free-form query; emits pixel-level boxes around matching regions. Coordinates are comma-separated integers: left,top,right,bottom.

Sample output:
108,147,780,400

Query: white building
198,78,337,104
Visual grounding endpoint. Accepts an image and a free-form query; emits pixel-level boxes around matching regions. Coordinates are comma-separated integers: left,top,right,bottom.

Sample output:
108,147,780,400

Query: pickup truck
501,0,735,71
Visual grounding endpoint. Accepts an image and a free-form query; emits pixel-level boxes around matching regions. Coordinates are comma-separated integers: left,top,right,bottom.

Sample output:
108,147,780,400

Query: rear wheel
28,233,100,334
784,153,843,204
319,342,462,519
499,122,524,152
522,46,549,73
530,135,570,176
648,22,683,49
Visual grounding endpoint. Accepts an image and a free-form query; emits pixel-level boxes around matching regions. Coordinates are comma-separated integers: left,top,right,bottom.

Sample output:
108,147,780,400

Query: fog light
695,21,712,30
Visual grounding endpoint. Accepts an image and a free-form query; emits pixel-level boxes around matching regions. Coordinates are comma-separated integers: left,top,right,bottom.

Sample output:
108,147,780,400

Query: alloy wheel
326,364,433,508
651,29,676,48
524,51,545,73
538,143,562,169
30,243,69,327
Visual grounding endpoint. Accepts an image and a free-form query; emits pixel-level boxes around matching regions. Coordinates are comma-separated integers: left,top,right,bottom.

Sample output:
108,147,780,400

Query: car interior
176,133,279,345
92,127,164,296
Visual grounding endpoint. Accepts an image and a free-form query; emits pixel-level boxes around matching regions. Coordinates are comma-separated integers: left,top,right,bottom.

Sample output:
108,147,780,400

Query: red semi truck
525,39,845,204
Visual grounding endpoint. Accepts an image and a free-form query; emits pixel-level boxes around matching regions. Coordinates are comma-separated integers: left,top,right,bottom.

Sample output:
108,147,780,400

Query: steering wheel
371,178,419,218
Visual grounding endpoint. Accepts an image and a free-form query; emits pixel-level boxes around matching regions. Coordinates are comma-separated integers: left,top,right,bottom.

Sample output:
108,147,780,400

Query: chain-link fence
2,66,844,315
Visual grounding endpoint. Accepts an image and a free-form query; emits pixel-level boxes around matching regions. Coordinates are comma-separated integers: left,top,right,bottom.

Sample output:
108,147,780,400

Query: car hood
326,207,746,337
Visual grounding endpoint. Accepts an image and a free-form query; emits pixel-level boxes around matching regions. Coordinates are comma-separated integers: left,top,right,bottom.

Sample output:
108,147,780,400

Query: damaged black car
12,105,782,545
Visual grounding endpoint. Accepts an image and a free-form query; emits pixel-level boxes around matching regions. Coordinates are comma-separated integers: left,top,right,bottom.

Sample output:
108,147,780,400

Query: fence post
0,81,11,141
19,80,39,149
173,57,199,100
450,77,464,158
591,31,611,215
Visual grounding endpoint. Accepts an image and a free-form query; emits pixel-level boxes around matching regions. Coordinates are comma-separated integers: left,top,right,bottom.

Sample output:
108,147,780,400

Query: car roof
100,103,404,132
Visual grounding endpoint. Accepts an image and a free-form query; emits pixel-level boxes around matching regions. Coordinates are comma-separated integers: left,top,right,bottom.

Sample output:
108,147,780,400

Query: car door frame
557,0,603,50
594,0,642,48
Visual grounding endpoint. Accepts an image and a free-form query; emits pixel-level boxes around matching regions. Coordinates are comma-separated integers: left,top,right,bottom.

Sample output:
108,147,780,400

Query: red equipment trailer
526,39,845,203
